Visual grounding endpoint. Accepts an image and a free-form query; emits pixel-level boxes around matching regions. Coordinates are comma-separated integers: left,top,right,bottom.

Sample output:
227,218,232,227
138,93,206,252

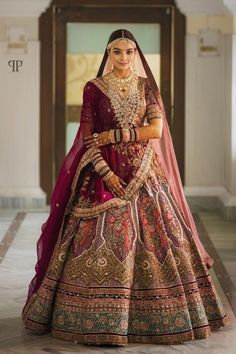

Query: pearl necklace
106,71,135,92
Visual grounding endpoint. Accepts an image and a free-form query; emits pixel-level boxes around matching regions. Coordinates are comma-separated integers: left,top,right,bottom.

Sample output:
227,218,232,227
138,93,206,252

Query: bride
22,28,228,346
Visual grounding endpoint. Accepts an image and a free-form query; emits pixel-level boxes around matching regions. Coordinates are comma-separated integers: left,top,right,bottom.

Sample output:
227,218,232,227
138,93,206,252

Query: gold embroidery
70,147,100,192
91,76,146,128
70,142,154,219
64,243,135,285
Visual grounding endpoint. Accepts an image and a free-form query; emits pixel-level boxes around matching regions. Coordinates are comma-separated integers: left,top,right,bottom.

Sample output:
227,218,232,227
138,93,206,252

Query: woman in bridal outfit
22,28,228,346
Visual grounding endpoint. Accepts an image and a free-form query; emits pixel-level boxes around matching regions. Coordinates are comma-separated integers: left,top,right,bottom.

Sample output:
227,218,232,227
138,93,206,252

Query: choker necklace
106,71,135,92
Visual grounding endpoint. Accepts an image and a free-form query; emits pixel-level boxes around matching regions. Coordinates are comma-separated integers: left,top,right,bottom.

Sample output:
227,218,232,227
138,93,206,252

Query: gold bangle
94,160,107,172
100,166,110,177
122,128,130,143
109,129,116,144
103,170,114,181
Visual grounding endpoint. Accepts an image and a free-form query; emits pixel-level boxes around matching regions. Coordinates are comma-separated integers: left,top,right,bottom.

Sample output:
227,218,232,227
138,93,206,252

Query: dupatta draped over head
23,29,213,309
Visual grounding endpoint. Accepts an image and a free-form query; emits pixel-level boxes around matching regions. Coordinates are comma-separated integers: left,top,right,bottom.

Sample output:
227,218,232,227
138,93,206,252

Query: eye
127,50,134,55
113,50,120,55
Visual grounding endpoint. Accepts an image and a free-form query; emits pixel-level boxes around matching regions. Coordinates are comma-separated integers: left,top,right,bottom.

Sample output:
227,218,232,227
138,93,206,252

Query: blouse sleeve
145,78,163,122
80,81,96,138
80,81,110,172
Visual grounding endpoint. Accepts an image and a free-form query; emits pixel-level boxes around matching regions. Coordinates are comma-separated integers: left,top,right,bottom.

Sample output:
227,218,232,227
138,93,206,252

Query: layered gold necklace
103,70,141,128
106,71,135,93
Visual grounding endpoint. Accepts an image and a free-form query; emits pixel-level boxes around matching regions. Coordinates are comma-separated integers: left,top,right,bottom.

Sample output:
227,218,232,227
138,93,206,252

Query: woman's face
108,39,136,72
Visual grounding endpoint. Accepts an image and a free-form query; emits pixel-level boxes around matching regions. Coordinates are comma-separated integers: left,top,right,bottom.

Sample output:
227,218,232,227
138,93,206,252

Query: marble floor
0,208,236,354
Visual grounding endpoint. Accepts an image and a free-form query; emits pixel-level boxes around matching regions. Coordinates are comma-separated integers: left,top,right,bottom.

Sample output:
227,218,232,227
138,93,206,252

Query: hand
104,173,127,198
84,131,110,148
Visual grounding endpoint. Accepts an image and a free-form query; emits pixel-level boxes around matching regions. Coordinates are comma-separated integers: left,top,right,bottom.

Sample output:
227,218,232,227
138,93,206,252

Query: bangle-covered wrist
103,170,114,181
90,148,114,181
109,128,139,143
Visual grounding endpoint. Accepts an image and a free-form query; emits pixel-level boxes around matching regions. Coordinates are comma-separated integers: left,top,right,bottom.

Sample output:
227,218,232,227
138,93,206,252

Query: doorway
39,0,185,203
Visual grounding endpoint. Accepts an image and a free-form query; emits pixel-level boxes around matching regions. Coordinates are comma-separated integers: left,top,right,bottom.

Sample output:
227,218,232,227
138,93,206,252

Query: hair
107,28,136,44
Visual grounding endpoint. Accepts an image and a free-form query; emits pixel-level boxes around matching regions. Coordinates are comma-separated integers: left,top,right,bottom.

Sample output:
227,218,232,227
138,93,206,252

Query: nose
121,52,127,61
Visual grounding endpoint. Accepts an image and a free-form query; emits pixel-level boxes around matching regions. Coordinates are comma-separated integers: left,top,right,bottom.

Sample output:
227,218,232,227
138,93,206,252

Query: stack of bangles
109,127,140,143
90,149,114,181
90,128,140,182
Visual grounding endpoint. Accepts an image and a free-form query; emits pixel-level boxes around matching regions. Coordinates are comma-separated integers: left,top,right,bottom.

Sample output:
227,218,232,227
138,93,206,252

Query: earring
107,57,113,72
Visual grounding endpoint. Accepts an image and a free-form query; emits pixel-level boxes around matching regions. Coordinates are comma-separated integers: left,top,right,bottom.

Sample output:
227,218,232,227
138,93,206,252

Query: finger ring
93,133,98,138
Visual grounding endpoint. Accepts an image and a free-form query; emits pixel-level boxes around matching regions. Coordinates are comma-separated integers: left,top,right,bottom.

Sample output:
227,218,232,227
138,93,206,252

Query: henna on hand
84,131,111,148
104,174,127,198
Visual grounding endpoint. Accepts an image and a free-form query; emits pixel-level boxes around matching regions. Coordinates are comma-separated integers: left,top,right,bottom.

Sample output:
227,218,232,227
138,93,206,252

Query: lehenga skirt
22,164,229,346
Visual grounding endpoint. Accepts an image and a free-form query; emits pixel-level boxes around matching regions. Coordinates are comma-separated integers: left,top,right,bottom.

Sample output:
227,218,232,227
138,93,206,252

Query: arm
88,146,127,198
137,118,163,140
81,82,114,181
80,82,95,139
84,118,162,148
81,82,126,196
136,78,164,139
